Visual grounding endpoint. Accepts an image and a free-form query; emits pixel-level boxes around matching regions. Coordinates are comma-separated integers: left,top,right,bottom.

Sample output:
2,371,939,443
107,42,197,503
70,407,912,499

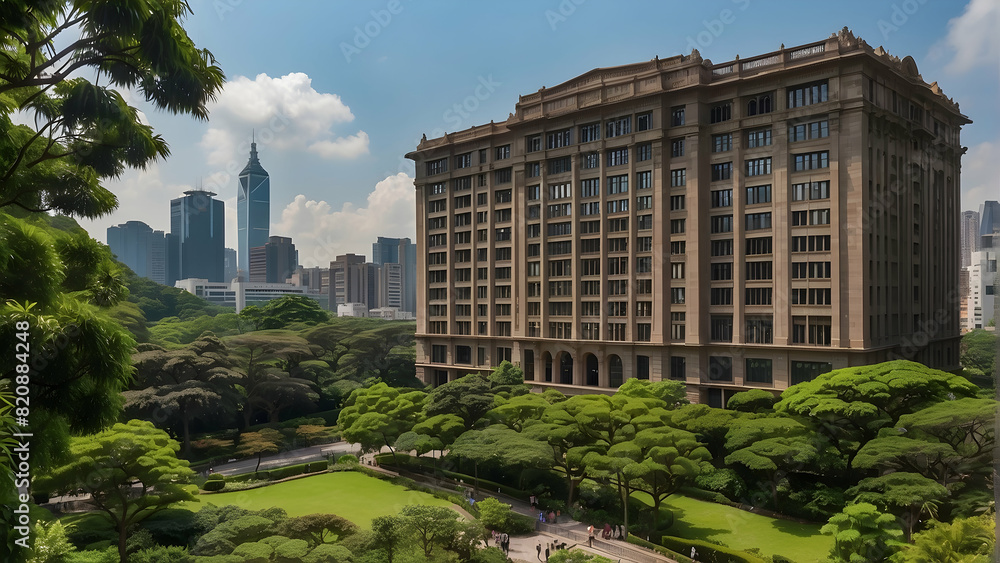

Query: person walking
587,524,595,547
536,542,542,561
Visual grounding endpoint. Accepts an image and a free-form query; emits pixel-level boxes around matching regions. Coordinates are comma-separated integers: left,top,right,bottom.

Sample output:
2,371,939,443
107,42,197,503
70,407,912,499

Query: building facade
168,190,225,283
238,141,270,276
329,254,378,310
372,236,418,313
407,29,969,404
174,278,326,312
960,210,980,270
249,235,298,283
964,201,999,331
107,220,167,285
224,248,238,282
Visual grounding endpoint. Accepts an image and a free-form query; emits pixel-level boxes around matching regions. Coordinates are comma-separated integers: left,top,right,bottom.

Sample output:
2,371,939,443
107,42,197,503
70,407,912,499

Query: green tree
726,389,779,413
0,217,135,469
615,378,688,407
448,424,552,495
369,515,404,563
724,416,828,510
337,382,425,464
126,334,244,455
239,296,329,331
668,403,744,464
227,332,320,426
892,513,994,563
622,426,711,530
277,513,358,546
488,392,551,432
0,0,224,216
425,373,496,430
236,428,283,472
960,329,996,377
34,420,196,563
394,413,464,462
821,502,905,563
847,472,948,541
775,360,978,471
399,504,458,557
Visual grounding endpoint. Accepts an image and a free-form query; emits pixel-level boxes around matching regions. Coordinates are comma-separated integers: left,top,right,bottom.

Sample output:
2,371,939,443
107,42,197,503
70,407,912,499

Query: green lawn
178,472,456,528
635,494,833,563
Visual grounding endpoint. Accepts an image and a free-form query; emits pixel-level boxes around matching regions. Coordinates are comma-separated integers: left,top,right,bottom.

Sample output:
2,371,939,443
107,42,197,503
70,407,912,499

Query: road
209,441,362,476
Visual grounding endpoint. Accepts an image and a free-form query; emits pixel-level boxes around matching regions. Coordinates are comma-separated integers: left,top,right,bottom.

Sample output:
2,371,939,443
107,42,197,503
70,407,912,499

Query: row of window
428,81,829,179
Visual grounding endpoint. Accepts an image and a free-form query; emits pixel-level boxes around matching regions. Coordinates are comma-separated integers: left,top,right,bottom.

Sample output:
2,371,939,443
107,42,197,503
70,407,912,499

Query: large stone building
406,29,969,404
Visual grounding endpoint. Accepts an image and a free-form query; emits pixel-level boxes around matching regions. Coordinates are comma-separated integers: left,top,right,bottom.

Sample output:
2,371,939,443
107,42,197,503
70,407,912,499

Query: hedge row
660,535,768,563
374,453,535,500
206,460,329,491
625,534,693,563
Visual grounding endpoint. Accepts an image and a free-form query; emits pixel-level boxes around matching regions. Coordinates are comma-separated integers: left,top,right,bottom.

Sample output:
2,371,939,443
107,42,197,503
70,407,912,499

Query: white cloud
961,140,1000,211
199,72,369,167
308,131,371,159
273,173,415,267
940,0,1000,74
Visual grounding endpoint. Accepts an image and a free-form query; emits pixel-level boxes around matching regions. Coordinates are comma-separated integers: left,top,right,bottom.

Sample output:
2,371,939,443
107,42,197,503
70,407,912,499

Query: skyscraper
960,210,980,269
408,29,969,399
238,141,270,276
107,220,167,284
168,189,225,283
224,248,238,282
249,235,298,283
372,236,417,313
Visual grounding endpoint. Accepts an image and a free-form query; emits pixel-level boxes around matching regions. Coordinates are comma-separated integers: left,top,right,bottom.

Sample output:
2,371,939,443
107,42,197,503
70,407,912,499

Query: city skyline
73,1,998,267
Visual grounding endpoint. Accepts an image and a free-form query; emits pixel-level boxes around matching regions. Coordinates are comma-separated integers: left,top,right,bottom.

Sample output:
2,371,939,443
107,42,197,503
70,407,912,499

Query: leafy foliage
126,334,244,454
35,420,196,563
0,0,225,217
821,502,905,563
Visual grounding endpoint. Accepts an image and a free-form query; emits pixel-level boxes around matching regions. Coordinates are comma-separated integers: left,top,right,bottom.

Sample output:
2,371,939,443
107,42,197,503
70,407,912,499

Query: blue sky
79,0,1000,267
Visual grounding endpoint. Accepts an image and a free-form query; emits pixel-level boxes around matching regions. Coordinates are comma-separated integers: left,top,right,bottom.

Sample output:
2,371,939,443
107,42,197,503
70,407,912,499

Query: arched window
585,354,599,386
609,355,624,388
747,99,758,116
760,95,772,114
559,352,574,385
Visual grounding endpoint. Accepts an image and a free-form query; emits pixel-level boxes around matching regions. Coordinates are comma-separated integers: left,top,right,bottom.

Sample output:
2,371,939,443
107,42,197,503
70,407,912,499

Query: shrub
334,454,358,465
203,479,226,492
626,535,693,563
268,464,308,480
306,461,327,473
660,536,768,563
254,471,272,481
206,473,225,481
140,508,200,547
220,479,270,492
130,545,192,563
65,547,119,563
771,555,794,563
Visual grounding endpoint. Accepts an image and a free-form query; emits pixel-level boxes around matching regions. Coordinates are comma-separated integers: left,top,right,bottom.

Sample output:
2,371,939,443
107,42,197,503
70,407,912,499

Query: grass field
179,472,456,528
635,494,833,563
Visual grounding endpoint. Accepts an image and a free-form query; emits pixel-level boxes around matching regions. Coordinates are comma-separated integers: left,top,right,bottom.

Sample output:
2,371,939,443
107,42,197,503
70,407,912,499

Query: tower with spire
237,136,270,278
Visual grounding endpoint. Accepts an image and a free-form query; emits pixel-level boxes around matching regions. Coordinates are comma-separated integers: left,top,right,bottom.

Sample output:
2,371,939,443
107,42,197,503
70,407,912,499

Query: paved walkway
369,458,677,563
